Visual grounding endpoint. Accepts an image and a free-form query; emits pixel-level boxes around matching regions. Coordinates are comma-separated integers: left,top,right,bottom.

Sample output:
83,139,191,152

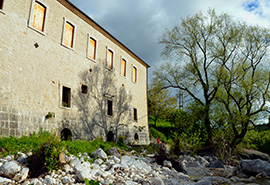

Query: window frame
60,84,72,109
28,0,48,35
0,0,4,14
120,57,127,78
61,18,76,50
86,34,98,62
106,47,114,70
132,65,137,83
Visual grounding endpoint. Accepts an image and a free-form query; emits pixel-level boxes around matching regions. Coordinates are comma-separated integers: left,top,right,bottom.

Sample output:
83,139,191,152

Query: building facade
0,0,150,144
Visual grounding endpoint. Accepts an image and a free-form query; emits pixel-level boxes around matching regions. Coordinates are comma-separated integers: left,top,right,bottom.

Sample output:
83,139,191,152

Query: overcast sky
69,0,270,78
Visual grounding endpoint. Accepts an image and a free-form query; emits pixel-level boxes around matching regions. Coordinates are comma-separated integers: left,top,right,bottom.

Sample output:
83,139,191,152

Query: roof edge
57,0,150,68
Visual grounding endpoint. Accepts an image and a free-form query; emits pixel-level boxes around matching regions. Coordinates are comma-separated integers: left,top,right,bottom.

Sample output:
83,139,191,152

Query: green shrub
240,129,270,154
117,135,126,147
149,127,167,141
84,178,100,185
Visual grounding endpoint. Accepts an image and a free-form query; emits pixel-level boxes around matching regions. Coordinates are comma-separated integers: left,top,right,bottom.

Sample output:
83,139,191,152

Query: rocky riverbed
0,147,270,185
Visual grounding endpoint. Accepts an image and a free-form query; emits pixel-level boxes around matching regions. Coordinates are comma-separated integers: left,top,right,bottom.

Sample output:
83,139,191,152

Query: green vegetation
0,130,129,175
84,179,100,185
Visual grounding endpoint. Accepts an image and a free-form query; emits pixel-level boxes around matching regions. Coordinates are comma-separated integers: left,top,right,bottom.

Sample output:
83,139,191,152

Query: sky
69,0,270,79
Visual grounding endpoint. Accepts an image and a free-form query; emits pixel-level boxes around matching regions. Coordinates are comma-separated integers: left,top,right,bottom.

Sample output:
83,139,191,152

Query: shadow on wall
72,60,132,142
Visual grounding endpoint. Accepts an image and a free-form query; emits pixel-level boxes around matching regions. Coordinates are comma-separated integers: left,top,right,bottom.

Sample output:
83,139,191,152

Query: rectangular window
32,1,46,32
134,108,138,121
0,0,4,10
107,100,113,116
132,66,137,83
107,49,114,69
121,58,126,77
62,20,75,48
62,86,71,108
88,37,97,60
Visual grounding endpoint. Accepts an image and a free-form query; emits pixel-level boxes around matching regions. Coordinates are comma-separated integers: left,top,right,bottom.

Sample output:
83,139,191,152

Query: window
31,1,46,32
81,84,88,94
87,36,97,61
121,58,126,77
107,100,113,116
62,19,75,48
134,108,138,121
132,66,137,83
62,86,71,108
0,0,4,10
107,49,114,69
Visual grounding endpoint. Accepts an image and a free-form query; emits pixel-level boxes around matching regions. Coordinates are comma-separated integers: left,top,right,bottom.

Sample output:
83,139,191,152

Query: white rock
0,176,14,184
17,152,28,164
43,177,56,185
121,155,152,172
61,176,72,184
110,156,121,163
163,160,172,168
0,161,21,176
30,178,43,185
13,167,29,181
74,162,92,181
94,158,104,165
92,148,108,160
63,164,74,173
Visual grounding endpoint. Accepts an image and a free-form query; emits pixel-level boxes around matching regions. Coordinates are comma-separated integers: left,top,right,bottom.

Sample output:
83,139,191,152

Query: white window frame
61,18,76,50
132,65,137,84
86,34,98,62
120,56,127,78
28,0,48,35
106,47,114,71
59,83,72,109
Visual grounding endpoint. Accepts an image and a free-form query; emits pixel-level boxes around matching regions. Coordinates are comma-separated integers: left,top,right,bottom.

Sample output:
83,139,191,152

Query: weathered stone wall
0,0,149,144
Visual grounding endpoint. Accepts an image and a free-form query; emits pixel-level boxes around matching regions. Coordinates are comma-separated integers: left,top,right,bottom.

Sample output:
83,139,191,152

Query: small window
107,49,114,69
107,100,113,116
62,86,71,108
121,58,126,77
81,84,88,94
62,19,75,48
132,66,137,83
87,37,97,61
0,0,4,10
134,108,138,121
31,1,46,32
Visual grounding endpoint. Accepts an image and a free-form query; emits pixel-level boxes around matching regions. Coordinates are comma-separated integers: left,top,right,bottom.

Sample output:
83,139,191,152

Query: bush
240,129,270,154
149,127,167,142
117,135,126,147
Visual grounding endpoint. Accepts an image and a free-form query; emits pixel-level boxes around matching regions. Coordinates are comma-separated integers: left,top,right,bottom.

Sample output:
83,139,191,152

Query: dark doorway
61,128,72,141
107,131,114,142
134,133,139,141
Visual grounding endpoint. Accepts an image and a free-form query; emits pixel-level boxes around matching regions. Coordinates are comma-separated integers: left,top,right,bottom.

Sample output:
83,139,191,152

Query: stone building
0,0,150,144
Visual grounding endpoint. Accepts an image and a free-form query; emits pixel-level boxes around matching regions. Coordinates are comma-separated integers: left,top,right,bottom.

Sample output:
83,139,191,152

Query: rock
63,164,74,173
94,158,104,165
0,176,14,184
239,148,270,161
150,177,165,185
194,176,230,185
73,162,92,181
212,168,230,178
107,147,121,158
110,155,121,163
17,152,28,164
121,155,152,172
236,159,270,178
163,160,172,168
13,167,29,181
43,177,56,185
30,178,43,185
59,152,67,164
0,161,21,176
171,157,185,172
61,176,72,184
93,148,108,161
209,160,224,169
196,156,210,167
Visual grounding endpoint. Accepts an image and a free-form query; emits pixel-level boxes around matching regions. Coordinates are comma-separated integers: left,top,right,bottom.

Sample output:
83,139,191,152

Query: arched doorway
107,131,114,142
61,128,72,141
134,133,139,141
